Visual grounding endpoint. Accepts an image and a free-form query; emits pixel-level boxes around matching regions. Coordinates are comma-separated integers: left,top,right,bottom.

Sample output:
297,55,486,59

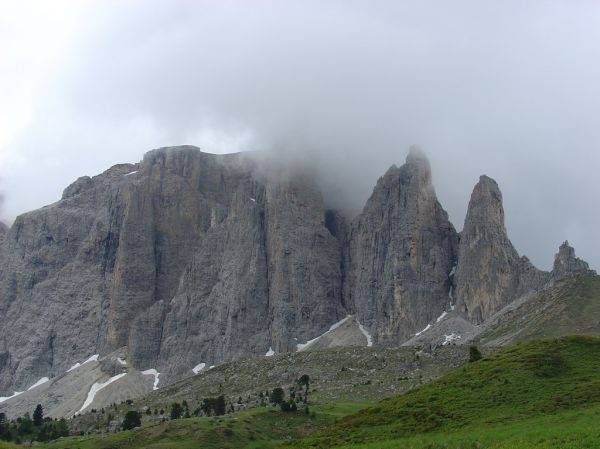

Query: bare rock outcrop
0,221,7,248
0,146,345,393
453,175,549,324
552,241,594,279
346,147,458,344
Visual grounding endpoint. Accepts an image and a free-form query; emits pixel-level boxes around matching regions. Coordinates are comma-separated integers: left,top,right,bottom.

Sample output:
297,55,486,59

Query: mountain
0,147,345,394
0,145,594,413
346,147,458,344
454,175,549,324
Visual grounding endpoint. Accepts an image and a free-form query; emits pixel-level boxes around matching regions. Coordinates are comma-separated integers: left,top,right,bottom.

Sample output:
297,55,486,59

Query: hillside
475,274,600,346
403,273,600,349
287,335,600,448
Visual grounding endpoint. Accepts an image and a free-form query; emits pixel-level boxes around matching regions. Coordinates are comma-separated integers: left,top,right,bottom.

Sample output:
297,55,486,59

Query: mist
0,0,599,270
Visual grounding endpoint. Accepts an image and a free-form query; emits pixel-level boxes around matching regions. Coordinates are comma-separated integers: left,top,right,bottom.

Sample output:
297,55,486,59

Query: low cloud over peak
0,0,598,270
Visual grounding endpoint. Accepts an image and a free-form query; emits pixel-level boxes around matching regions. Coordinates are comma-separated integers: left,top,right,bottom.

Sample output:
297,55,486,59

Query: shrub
469,345,482,362
122,411,141,430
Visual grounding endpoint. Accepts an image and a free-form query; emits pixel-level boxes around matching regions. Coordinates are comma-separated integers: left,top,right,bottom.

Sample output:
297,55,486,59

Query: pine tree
297,374,310,396
122,411,141,430
33,404,44,427
0,412,7,439
215,395,226,416
170,403,183,420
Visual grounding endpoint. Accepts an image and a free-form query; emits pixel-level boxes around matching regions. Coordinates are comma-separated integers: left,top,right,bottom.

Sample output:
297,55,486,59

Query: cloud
0,0,599,269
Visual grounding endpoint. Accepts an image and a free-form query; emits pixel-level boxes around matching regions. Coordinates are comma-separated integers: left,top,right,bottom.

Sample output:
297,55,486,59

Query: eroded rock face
0,221,7,248
552,241,593,278
346,147,459,344
453,176,549,324
0,145,592,396
0,147,345,392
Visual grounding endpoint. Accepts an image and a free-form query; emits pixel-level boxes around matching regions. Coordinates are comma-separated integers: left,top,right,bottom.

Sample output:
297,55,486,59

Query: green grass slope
286,335,600,448
0,402,366,449
478,274,600,346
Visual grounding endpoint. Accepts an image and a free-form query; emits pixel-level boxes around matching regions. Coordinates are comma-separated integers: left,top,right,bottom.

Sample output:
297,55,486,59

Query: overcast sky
0,0,598,270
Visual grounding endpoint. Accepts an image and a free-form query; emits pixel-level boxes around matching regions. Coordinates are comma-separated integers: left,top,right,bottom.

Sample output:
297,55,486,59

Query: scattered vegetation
121,411,141,430
286,335,600,448
469,344,482,362
0,406,68,444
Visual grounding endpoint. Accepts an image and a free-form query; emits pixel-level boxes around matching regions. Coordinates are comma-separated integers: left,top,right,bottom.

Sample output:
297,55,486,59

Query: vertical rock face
552,241,593,278
454,176,548,324
0,144,591,395
0,147,345,392
346,147,458,344
0,221,7,248
155,164,345,380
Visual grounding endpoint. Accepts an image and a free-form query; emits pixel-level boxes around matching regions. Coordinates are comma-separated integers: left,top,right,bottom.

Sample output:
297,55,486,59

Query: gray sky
0,0,598,270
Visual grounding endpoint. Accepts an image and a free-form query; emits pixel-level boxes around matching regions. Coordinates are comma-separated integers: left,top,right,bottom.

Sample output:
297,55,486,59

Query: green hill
286,335,600,448
477,274,600,346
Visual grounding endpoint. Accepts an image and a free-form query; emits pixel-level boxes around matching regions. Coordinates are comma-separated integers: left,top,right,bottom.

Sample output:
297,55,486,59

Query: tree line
0,405,69,444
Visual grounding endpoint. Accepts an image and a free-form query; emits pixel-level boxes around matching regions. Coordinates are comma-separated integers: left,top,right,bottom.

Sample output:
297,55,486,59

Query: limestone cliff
0,221,7,249
0,145,593,397
346,147,459,344
0,147,344,392
453,176,549,324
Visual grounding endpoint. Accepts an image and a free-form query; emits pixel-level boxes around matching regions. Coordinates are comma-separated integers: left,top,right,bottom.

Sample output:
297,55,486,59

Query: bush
170,402,184,420
270,387,285,404
469,345,482,362
122,411,141,430
280,400,298,412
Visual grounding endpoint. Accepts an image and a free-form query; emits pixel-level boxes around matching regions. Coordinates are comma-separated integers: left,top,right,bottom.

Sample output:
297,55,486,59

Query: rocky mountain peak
467,175,505,229
552,241,592,278
347,148,458,344
405,145,432,185
454,175,547,324
406,144,430,167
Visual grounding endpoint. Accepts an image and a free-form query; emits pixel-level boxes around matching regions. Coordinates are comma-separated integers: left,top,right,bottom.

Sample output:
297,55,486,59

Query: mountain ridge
0,145,593,400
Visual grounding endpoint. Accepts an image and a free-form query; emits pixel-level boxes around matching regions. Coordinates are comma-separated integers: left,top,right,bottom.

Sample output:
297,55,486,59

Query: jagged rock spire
552,241,592,278
454,175,547,324
346,147,458,344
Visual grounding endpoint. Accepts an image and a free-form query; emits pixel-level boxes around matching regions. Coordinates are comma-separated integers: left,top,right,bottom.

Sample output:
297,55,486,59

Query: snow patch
27,377,49,391
415,324,431,337
449,265,457,277
117,357,127,366
443,333,462,345
357,322,374,347
66,363,81,373
297,315,352,351
265,347,275,357
66,354,99,373
448,264,457,305
79,373,127,413
0,391,23,404
142,369,160,390
124,170,138,176
192,363,206,374
436,311,448,323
